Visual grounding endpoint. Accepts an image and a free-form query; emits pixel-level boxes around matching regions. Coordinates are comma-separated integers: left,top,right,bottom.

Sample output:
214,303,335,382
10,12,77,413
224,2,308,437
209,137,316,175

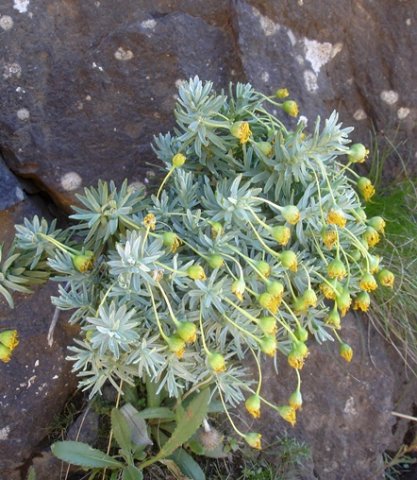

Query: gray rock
0,157,25,210
0,200,78,478
255,313,395,479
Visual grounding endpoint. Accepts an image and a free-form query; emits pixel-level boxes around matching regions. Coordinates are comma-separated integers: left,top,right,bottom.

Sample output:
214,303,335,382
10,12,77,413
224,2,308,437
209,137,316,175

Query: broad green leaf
170,448,206,480
51,441,123,469
123,465,144,480
111,408,133,454
137,407,175,420
151,388,210,463
120,404,153,448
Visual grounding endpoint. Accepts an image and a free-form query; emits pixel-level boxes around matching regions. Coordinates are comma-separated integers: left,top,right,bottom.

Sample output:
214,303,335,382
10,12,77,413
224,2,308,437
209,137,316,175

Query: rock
0,1,416,209
0,156,25,210
256,313,395,479
0,200,78,478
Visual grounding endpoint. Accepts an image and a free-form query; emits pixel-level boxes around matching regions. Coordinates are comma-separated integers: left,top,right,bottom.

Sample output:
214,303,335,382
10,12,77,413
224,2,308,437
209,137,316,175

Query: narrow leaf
136,407,175,421
171,448,206,480
51,441,123,469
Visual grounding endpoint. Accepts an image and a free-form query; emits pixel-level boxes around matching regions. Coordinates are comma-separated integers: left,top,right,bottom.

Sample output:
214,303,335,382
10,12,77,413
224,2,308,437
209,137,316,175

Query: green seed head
207,254,224,269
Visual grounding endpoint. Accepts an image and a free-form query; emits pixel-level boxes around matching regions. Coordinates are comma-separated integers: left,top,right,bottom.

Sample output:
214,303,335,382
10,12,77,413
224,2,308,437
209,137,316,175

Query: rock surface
0,0,416,209
0,200,78,479
256,313,395,479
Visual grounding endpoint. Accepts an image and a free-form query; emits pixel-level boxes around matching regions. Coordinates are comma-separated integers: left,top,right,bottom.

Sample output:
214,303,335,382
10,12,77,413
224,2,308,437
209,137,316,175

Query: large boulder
0,0,416,210
0,200,78,478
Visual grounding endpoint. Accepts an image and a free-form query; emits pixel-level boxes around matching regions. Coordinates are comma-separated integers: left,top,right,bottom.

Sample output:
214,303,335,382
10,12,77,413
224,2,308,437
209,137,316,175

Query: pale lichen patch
343,396,357,416
0,15,14,30
397,107,410,120
380,90,399,105
114,47,134,61
61,172,82,191
353,108,367,121
303,69,318,93
141,19,156,30
0,426,10,440
3,63,22,79
261,71,270,83
252,6,280,36
13,0,30,13
17,108,30,120
304,38,343,75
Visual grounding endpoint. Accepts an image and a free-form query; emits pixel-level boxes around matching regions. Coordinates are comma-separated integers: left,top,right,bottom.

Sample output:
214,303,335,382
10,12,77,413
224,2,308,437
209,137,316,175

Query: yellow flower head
271,225,291,246
144,213,156,231
287,342,309,369
357,177,376,202
288,390,303,411
339,343,353,363
282,100,299,118
280,250,298,272
230,121,251,144
162,232,181,253
378,269,395,288
258,292,280,314
281,205,301,225
208,352,226,373
0,330,19,351
348,143,369,164
278,405,297,426
322,228,338,250
353,291,371,312
167,336,186,359
72,251,94,273
327,208,346,228
172,153,186,168
368,216,386,234
245,395,261,419
187,265,207,281
327,258,347,281
320,280,339,300
231,278,246,301
210,221,223,239
368,254,381,274
336,289,352,317
359,273,378,292
256,260,271,279
0,344,12,363
363,227,380,248
258,316,277,336
259,336,277,357
325,306,341,329
176,322,197,344
245,432,262,450
275,88,289,99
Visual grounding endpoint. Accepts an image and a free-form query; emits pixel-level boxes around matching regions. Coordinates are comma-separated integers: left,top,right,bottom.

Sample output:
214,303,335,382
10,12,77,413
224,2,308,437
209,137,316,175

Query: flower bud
256,141,273,157
281,205,300,225
275,88,289,99
0,330,19,351
0,344,11,363
339,342,353,362
288,342,309,369
258,292,280,314
325,306,341,329
327,259,347,280
208,352,226,373
72,251,94,273
230,121,251,144
282,100,299,117
280,250,298,272
354,208,367,223
162,232,181,253
353,291,371,312
288,390,303,410
357,177,375,202
245,395,261,419
336,289,352,317
211,222,223,239
320,279,340,300
207,254,224,269
294,325,309,342
187,265,207,281
368,254,381,274
359,273,378,292
377,269,395,288
327,208,346,228
322,228,338,250
167,335,186,359
301,288,317,309
231,278,246,301
259,336,277,357
364,227,380,250
245,432,262,450
258,316,277,336
348,143,369,163
144,213,157,230
278,405,297,426
271,225,291,246
176,322,197,344
256,260,271,279
266,281,284,299
172,153,186,168
368,216,385,234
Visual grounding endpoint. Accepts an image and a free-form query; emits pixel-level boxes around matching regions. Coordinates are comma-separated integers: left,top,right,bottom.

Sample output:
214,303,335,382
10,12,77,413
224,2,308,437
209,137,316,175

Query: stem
148,284,169,342
146,376,160,408
250,346,263,395
222,312,260,343
199,305,211,355
247,221,280,260
102,380,123,480
217,384,245,438
156,167,175,200
38,233,78,255
157,283,180,327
